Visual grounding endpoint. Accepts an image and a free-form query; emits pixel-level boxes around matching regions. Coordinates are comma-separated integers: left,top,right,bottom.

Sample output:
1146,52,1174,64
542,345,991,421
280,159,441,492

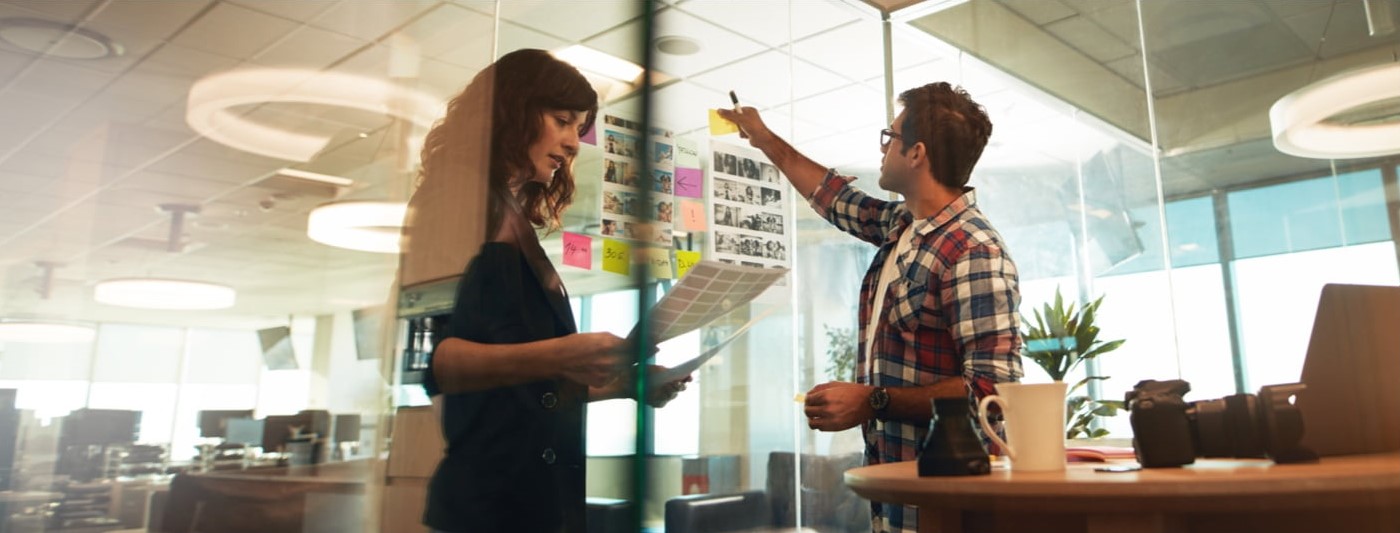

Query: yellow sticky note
647,248,673,279
708,109,738,135
676,250,701,279
602,238,631,276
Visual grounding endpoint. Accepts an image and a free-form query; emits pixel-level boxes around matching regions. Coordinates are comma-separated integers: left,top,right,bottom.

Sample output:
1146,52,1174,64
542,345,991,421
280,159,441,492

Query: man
718,82,1023,533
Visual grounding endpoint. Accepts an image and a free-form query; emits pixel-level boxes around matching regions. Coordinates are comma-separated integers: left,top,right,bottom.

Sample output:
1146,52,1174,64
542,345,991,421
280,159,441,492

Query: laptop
1296,283,1400,457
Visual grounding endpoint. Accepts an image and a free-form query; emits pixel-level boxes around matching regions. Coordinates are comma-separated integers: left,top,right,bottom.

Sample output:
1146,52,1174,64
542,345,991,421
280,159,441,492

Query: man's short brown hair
897,82,993,189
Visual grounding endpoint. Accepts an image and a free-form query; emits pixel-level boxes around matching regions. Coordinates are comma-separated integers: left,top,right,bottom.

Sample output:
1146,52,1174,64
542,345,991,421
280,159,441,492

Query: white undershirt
865,226,918,382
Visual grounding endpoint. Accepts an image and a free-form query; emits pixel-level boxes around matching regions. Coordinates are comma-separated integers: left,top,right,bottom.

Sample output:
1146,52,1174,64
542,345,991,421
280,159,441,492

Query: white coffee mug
977,381,1068,472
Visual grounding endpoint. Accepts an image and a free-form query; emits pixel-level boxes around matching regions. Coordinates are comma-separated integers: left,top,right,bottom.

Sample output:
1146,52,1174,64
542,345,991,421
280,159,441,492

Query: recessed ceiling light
654,36,700,56
0,17,122,59
307,201,407,254
1270,62,1400,159
0,320,96,343
94,278,237,310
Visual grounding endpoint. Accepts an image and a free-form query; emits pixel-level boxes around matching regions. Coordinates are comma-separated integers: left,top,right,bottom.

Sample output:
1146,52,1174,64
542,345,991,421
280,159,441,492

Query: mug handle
978,394,1014,460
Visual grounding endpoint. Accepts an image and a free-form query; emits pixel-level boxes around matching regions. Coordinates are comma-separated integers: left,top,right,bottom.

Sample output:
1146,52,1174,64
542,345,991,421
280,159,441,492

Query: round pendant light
1269,62,1400,159
94,278,237,310
306,200,408,254
0,320,96,343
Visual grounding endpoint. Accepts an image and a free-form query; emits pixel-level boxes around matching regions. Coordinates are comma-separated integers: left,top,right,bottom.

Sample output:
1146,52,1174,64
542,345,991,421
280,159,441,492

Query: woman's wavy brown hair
419,49,598,232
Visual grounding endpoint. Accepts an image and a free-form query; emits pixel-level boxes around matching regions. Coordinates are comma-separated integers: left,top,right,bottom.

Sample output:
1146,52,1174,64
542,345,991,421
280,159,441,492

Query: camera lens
1189,394,1265,458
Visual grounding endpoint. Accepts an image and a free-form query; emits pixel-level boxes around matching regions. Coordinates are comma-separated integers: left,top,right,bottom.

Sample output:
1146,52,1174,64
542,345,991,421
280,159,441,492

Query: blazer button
541,448,557,464
541,392,558,409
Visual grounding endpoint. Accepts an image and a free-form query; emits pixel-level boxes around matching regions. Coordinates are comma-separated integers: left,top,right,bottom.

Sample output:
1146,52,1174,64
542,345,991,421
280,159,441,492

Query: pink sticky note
581,123,597,145
562,232,592,269
675,167,703,198
679,199,707,231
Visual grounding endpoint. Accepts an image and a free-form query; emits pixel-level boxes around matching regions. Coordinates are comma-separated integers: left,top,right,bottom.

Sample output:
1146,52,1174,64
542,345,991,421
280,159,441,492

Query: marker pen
729,90,741,113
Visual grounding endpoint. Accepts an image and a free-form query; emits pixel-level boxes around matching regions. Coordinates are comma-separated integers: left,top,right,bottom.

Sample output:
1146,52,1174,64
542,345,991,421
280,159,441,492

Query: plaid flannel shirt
808,171,1024,533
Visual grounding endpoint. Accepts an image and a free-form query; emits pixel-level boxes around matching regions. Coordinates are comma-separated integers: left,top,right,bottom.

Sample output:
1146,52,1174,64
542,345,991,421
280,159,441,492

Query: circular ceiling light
0,17,122,59
0,320,96,343
94,278,237,310
654,36,701,56
307,201,408,254
186,68,445,162
1269,62,1400,159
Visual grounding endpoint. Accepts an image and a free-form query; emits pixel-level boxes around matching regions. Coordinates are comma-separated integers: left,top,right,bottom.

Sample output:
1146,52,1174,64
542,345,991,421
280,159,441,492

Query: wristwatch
868,386,890,420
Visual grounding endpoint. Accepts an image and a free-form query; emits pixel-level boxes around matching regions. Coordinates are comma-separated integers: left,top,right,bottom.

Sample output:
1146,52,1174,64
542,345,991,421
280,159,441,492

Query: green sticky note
648,248,673,279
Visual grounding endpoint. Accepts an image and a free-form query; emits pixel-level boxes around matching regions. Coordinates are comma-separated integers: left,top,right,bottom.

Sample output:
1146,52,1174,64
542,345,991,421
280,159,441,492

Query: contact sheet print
599,114,674,247
708,140,789,270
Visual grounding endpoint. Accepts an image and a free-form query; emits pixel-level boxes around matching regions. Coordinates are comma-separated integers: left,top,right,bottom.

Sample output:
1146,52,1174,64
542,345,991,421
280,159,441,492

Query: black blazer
423,242,585,533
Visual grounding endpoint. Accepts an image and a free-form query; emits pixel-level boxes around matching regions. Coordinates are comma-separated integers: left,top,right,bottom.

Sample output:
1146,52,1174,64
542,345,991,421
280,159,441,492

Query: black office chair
664,490,769,533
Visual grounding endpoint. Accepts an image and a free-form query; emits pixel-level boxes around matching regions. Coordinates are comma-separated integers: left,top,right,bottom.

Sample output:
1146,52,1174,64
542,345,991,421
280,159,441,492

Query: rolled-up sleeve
807,170,904,247
939,243,1024,398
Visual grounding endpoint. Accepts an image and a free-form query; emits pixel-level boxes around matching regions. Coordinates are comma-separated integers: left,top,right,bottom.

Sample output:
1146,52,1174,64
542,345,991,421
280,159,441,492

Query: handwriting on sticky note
675,167,703,198
562,232,592,270
708,109,738,135
676,138,699,168
648,248,672,279
602,239,631,275
675,250,701,279
679,199,706,231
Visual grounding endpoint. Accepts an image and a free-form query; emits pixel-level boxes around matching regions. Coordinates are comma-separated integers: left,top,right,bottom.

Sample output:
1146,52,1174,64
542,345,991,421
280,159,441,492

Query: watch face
870,387,890,410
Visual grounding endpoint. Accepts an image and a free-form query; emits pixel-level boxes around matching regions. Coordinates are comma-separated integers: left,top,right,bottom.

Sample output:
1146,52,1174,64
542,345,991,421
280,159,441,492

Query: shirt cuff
806,170,854,218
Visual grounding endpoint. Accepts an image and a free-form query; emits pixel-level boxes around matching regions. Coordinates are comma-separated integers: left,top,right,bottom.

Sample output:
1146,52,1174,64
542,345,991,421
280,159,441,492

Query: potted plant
1021,288,1127,439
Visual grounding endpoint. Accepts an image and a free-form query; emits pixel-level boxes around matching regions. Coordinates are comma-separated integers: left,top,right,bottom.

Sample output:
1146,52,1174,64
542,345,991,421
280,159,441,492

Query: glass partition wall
0,1,1397,533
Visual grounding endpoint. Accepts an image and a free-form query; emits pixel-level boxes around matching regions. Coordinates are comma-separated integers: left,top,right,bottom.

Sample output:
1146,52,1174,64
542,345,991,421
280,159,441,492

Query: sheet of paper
629,260,788,345
655,304,782,382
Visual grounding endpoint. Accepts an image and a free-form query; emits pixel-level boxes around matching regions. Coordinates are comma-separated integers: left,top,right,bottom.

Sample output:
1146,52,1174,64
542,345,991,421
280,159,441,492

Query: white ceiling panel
76,0,211,73
0,0,95,23
789,20,887,83
248,24,368,69
588,8,766,78
310,1,439,43
0,48,28,81
648,80,729,134
497,20,572,58
750,109,837,145
676,0,863,48
6,58,112,102
687,51,850,108
791,83,884,131
395,3,495,70
498,1,644,43
415,57,476,101
140,43,242,81
171,2,300,60
1045,15,1135,63
228,0,341,23
996,0,1076,25
793,132,882,174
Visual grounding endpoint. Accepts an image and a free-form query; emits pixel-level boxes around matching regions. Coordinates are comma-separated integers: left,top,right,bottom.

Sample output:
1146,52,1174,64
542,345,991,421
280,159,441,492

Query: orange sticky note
602,238,631,275
708,109,738,135
679,199,707,231
647,248,673,279
676,250,701,279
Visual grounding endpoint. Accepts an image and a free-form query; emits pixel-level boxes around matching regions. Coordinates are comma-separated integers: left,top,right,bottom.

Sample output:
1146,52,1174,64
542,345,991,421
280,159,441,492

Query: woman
412,49,689,533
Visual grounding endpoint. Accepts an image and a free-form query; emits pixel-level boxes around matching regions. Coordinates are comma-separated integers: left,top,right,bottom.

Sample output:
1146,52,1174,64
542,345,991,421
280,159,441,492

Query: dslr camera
1125,379,1317,468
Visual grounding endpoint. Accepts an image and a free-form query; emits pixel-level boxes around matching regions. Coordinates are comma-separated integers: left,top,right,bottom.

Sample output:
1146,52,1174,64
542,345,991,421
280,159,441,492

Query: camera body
1126,379,1317,468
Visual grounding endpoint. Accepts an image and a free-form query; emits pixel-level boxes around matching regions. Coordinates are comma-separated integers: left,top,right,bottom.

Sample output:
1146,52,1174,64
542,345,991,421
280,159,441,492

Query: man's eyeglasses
880,128,903,148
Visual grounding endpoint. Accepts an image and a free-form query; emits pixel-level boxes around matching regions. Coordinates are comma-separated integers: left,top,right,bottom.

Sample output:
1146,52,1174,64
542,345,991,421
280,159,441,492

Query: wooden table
845,452,1400,533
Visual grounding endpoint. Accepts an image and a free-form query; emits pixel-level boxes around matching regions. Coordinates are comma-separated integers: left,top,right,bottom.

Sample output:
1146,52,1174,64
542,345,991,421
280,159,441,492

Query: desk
845,452,1400,533
162,460,370,533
